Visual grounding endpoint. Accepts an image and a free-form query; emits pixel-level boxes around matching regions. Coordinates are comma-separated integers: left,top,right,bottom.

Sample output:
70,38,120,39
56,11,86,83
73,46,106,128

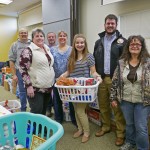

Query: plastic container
55,78,100,103
62,102,71,121
89,97,99,110
0,100,21,113
0,112,64,150
63,111,71,121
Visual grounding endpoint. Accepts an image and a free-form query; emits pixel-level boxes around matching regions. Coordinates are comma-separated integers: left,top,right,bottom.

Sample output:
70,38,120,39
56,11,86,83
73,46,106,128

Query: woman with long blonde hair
61,34,102,143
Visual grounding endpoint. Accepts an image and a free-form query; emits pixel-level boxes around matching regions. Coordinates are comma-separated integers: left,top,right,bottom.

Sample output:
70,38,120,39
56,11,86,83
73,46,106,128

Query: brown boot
95,129,110,137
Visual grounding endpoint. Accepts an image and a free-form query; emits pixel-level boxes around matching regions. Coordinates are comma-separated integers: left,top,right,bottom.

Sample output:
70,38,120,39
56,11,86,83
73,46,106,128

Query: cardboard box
2,67,11,74
12,79,17,87
12,86,16,94
87,108,101,126
4,80,10,91
11,79,17,94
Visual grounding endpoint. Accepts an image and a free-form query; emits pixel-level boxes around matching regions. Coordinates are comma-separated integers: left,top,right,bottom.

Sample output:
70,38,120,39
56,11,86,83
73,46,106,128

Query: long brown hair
68,34,89,73
120,35,150,64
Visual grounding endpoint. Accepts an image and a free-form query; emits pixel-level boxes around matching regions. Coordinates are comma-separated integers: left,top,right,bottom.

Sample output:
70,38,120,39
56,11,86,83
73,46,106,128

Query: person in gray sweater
9,28,30,111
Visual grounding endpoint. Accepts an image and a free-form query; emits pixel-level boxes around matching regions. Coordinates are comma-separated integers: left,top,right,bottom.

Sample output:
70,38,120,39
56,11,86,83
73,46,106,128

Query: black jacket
93,30,127,79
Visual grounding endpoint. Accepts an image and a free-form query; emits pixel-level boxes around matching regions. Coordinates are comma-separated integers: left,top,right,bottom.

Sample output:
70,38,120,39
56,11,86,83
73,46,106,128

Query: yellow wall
0,15,18,62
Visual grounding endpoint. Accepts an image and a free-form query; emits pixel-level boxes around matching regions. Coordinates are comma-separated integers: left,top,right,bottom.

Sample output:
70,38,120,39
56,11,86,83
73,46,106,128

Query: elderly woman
19,29,55,115
110,35,150,150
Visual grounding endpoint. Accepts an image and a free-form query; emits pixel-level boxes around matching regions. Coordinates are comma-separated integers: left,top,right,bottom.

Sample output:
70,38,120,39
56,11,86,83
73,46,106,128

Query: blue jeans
120,100,150,150
16,70,27,111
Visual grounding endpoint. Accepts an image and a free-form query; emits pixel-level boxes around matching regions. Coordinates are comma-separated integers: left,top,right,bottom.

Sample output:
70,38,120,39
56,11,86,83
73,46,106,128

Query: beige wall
0,15,17,62
18,4,43,40
80,0,150,52
18,4,42,28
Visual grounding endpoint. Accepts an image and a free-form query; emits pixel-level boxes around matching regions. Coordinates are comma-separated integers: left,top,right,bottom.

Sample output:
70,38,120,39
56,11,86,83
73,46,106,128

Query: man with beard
93,14,126,146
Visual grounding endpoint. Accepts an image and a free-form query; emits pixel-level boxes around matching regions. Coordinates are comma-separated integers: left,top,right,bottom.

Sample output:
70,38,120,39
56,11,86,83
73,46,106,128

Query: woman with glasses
110,35,150,150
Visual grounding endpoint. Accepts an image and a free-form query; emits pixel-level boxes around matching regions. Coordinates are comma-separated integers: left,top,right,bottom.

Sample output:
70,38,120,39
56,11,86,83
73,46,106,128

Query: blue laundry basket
0,112,64,150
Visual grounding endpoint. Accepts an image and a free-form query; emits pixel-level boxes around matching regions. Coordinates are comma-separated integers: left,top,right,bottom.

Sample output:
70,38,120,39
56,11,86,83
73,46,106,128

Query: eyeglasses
19,32,28,35
129,43,142,47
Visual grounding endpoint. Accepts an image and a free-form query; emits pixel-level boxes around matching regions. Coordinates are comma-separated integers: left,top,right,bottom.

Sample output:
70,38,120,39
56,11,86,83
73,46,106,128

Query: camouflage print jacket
110,58,150,106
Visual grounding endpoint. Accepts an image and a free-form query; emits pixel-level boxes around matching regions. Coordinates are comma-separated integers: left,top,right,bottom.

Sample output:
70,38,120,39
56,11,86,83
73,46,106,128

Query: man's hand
27,86,35,98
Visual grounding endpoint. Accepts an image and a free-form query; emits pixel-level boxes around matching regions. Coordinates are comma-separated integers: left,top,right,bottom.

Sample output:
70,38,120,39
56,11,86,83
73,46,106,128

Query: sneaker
119,143,136,150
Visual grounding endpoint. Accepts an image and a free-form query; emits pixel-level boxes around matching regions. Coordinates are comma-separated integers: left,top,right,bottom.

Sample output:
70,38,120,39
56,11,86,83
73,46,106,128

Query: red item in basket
73,79,77,84
86,79,94,85
3,100,10,110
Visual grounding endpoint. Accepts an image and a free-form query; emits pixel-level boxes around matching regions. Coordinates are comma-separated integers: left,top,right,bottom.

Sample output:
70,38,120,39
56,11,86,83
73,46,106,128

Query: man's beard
106,30,116,35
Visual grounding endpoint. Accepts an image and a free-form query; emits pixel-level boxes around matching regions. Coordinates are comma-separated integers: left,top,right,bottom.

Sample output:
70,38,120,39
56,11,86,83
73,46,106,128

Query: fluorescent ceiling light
102,0,125,5
0,0,13,5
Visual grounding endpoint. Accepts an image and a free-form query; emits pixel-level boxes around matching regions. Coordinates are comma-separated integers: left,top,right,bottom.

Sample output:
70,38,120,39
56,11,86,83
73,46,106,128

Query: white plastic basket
55,78,100,103
89,97,99,110
0,100,21,113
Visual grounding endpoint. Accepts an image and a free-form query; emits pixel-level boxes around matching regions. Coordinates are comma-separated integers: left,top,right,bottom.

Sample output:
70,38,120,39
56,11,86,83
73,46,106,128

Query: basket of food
0,100,21,113
0,112,64,150
55,77,100,103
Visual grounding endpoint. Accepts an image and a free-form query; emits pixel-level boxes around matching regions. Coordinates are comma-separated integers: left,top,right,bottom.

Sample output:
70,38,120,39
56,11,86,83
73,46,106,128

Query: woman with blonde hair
61,34,102,143
51,31,76,125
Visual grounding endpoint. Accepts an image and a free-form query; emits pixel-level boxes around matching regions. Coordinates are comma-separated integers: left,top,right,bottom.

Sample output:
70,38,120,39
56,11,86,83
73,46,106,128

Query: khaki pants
98,77,126,138
73,103,90,134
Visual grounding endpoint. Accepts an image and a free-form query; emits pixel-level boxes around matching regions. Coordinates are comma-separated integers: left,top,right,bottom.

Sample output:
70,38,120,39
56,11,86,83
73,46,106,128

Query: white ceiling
0,0,41,17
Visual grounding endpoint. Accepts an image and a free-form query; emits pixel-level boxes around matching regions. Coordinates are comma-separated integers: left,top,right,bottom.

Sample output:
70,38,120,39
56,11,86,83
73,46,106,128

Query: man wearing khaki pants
93,14,126,146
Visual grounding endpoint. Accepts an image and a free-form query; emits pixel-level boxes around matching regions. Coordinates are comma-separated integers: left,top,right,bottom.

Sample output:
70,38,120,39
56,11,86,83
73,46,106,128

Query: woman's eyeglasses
129,43,142,47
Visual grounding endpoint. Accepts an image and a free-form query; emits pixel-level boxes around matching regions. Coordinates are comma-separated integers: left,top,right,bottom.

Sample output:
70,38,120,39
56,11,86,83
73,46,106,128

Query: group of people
8,13,150,150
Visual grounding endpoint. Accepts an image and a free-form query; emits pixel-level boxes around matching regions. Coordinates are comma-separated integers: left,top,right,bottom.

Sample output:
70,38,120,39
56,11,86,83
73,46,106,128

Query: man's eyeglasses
129,43,142,47
19,32,28,35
